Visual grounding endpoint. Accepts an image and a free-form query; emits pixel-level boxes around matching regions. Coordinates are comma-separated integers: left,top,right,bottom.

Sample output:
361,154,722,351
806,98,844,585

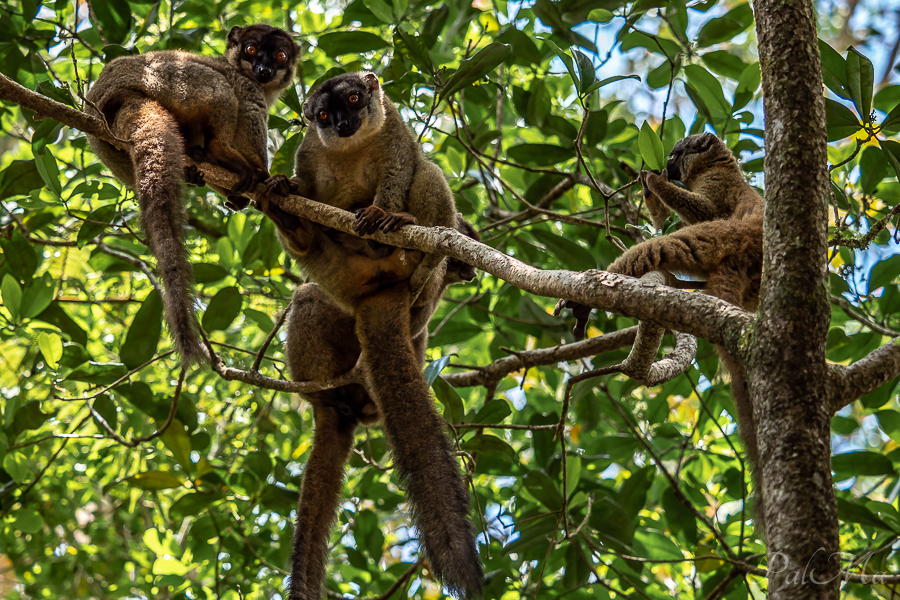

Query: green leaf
119,290,163,369
702,50,747,80
192,263,228,284
819,39,848,98
572,49,596,96
882,103,900,133
684,64,730,119
363,0,394,23
76,204,117,249
37,332,62,369
10,401,54,437
462,434,517,464
530,229,596,271
1,273,22,321
587,8,614,22
34,148,61,198
431,376,464,423
878,139,900,182
161,419,193,473
824,98,862,142
393,28,433,75
0,231,40,281
696,3,753,47
507,143,575,167
271,131,303,177
583,74,641,96
20,273,55,319
151,556,191,576
244,308,274,334
227,211,253,254
619,31,680,59
125,471,183,490
31,119,64,154
522,470,563,511
90,0,132,45
439,43,510,102
470,399,511,425
845,47,875,123
92,394,118,430
3,451,31,483
542,37,579,89
832,451,894,478
64,361,128,385
421,4,449,47
859,146,889,195
869,254,900,292
316,32,390,57
876,410,900,444
634,528,684,560
0,160,44,198
168,491,224,523
244,451,273,481
12,508,43,534
639,122,665,171
837,497,896,531
201,286,242,332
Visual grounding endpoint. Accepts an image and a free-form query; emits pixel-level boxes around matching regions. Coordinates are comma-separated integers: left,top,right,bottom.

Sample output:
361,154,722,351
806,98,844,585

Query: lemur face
303,72,386,149
666,132,729,182
226,25,298,88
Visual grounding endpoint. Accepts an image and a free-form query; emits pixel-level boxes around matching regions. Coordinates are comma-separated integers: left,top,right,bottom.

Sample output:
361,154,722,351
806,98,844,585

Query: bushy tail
356,285,482,598
116,97,201,363
290,402,358,600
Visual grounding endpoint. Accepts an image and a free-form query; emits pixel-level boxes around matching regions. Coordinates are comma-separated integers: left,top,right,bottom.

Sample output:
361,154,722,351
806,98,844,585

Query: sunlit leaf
845,46,874,123
639,122,665,171
824,98,862,141
119,290,163,369
316,32,390,57
439,43,510,101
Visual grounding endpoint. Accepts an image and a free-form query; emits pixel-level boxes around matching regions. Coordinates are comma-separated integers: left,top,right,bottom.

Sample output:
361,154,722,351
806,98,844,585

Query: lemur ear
363,73,380,91
227,26,243,47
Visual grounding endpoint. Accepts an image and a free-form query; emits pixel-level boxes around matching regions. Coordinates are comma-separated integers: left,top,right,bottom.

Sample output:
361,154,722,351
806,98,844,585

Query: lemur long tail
290,402,357,600
355,285,482,598
116,97,201,363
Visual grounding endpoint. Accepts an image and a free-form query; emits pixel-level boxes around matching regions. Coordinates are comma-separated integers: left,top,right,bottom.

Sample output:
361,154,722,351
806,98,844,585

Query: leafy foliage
0,0,899,598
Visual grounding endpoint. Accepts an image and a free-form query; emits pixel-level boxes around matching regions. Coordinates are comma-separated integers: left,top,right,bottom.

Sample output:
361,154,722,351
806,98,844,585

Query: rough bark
752,1,838,597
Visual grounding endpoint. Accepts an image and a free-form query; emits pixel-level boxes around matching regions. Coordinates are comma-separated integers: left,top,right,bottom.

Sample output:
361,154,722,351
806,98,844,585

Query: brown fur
560,133,764,520
85,25,298,363
257,76,481,598
283,223,478,598
609,133,763,488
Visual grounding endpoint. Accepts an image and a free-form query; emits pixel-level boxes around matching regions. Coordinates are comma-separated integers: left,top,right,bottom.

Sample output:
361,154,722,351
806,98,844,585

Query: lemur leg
290,404,357,600
608,220,758,279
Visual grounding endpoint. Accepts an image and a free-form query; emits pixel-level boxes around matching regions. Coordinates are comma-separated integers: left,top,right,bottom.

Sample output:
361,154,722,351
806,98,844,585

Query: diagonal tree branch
830,339,900,411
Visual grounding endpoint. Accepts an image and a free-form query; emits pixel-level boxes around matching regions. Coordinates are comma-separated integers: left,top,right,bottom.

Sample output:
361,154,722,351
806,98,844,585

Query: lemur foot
553,299,592,340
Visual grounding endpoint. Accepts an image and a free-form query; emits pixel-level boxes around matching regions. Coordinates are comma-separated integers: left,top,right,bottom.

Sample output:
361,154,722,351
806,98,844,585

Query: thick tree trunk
751,1,838,598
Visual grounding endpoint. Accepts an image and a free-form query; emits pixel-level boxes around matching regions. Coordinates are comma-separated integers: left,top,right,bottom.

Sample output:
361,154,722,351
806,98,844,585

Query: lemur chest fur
313,148,384,211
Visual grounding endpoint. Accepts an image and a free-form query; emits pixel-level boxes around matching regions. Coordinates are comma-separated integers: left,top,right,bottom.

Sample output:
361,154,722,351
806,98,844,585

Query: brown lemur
256,72,483,598
556,132,764,506
285,218,479,600
84,24,298,364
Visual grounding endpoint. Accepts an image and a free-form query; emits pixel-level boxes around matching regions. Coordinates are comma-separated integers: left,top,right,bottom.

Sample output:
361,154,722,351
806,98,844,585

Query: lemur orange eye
245,44,257,56
318,110,328,121
348,94,359,104
276,51,287,62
